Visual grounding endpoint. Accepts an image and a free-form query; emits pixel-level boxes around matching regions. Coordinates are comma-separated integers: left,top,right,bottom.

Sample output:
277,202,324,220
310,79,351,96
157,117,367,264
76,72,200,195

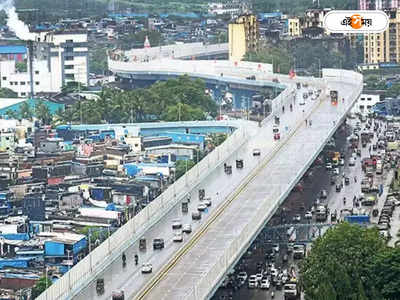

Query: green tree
162,103,205,121
31,276,52,299
35,100,52,125
175,159,196,179
19,101,33,120
89,47,108,75
369,247,400,300
5,109,19,119
0,88,18,98
300,223,386,300
15,61,27,72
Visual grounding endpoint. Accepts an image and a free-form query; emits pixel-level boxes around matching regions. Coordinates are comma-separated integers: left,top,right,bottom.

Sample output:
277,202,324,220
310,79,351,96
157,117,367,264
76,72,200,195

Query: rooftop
0,45,27,54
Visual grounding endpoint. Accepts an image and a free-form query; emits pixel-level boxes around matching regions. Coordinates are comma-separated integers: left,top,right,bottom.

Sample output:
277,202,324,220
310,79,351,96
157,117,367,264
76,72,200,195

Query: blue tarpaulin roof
0,45,27,54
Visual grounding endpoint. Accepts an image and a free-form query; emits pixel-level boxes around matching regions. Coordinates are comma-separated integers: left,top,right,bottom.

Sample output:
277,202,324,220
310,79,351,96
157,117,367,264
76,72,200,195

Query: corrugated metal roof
0,45,27,54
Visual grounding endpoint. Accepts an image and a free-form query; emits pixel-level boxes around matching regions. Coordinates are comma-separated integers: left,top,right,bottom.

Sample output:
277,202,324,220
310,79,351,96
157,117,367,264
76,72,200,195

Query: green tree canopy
369,247,400,300
35,100,52,125
175,159,196,179
31,276,52,299
0,88,18,98
19,101,33,120
57,76,216,124
300,223,387,300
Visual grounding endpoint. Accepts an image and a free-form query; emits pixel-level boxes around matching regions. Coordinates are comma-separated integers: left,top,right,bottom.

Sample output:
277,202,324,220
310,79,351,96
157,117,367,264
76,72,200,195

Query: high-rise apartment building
228,14,259,62
364,9,400,64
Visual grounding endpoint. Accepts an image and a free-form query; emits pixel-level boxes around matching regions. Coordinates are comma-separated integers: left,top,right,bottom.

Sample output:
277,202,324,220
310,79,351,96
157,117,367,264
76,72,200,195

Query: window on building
35,71,39,75
360,105,365,110
2,77,6,80
21,92,26,96
65,56,74,61
65,65,74,70
10,82,13,85
20,81,25,85
14,82,18,85
367,105,371,109
66,39,73,43
367,97,372,101
35,82,39,85
65,74,75,80
361,98,365,101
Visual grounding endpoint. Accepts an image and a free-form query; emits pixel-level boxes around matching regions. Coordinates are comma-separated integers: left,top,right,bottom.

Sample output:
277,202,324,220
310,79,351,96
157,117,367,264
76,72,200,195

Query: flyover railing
184,69,363,300
37,121,250,300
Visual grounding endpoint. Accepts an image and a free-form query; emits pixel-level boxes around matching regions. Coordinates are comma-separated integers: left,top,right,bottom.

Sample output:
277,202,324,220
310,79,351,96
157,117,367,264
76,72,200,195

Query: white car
325,163,332,170
197,203,207,211
340,159,345,166
141,263,152,274
270,268,278,277
305,211,312,219
253,148,261,156
272,243,280,253
172,219,182,229
333,168,339,175
172,232,183,242
182,224,192,234
237,271,248,282
255,273,263,282
260,278,270,289
248,275,258,288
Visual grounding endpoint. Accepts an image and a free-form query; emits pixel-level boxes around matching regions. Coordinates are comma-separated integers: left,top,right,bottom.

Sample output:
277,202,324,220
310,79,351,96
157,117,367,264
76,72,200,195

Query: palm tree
19,101,33,121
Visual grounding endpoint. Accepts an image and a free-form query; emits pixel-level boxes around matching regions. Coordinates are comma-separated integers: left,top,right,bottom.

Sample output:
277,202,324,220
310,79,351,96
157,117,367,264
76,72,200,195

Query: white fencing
183,69,363,300
36,121,249,300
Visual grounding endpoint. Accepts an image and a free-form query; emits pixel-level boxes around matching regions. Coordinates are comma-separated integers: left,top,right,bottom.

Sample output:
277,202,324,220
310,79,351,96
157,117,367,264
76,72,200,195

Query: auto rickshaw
182,201,188,213
331,211,337,222
199,189,205,201
96,278,104,295
139,238,146,251
372,208,379,217
236,159,244,169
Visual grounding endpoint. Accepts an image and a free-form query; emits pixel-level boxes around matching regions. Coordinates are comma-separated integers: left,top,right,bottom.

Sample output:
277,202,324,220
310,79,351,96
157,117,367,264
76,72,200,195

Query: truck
361,178,371,193
284,278,301,300
315,205,328,222
293,244,306,259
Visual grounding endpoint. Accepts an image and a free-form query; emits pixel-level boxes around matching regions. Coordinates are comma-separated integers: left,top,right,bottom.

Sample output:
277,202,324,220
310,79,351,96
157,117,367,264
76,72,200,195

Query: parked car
260,278,270,289
272,243,280,253
237,272,248,282
248,275,258,288
305,211,312,219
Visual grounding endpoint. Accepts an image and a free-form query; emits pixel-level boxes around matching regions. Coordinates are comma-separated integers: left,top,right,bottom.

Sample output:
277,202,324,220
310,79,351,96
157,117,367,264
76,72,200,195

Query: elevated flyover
135,70,362,300
37,41,362,300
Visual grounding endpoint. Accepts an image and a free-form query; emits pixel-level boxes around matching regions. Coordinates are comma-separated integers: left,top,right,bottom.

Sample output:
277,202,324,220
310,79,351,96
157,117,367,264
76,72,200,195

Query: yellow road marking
135,97,326,300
